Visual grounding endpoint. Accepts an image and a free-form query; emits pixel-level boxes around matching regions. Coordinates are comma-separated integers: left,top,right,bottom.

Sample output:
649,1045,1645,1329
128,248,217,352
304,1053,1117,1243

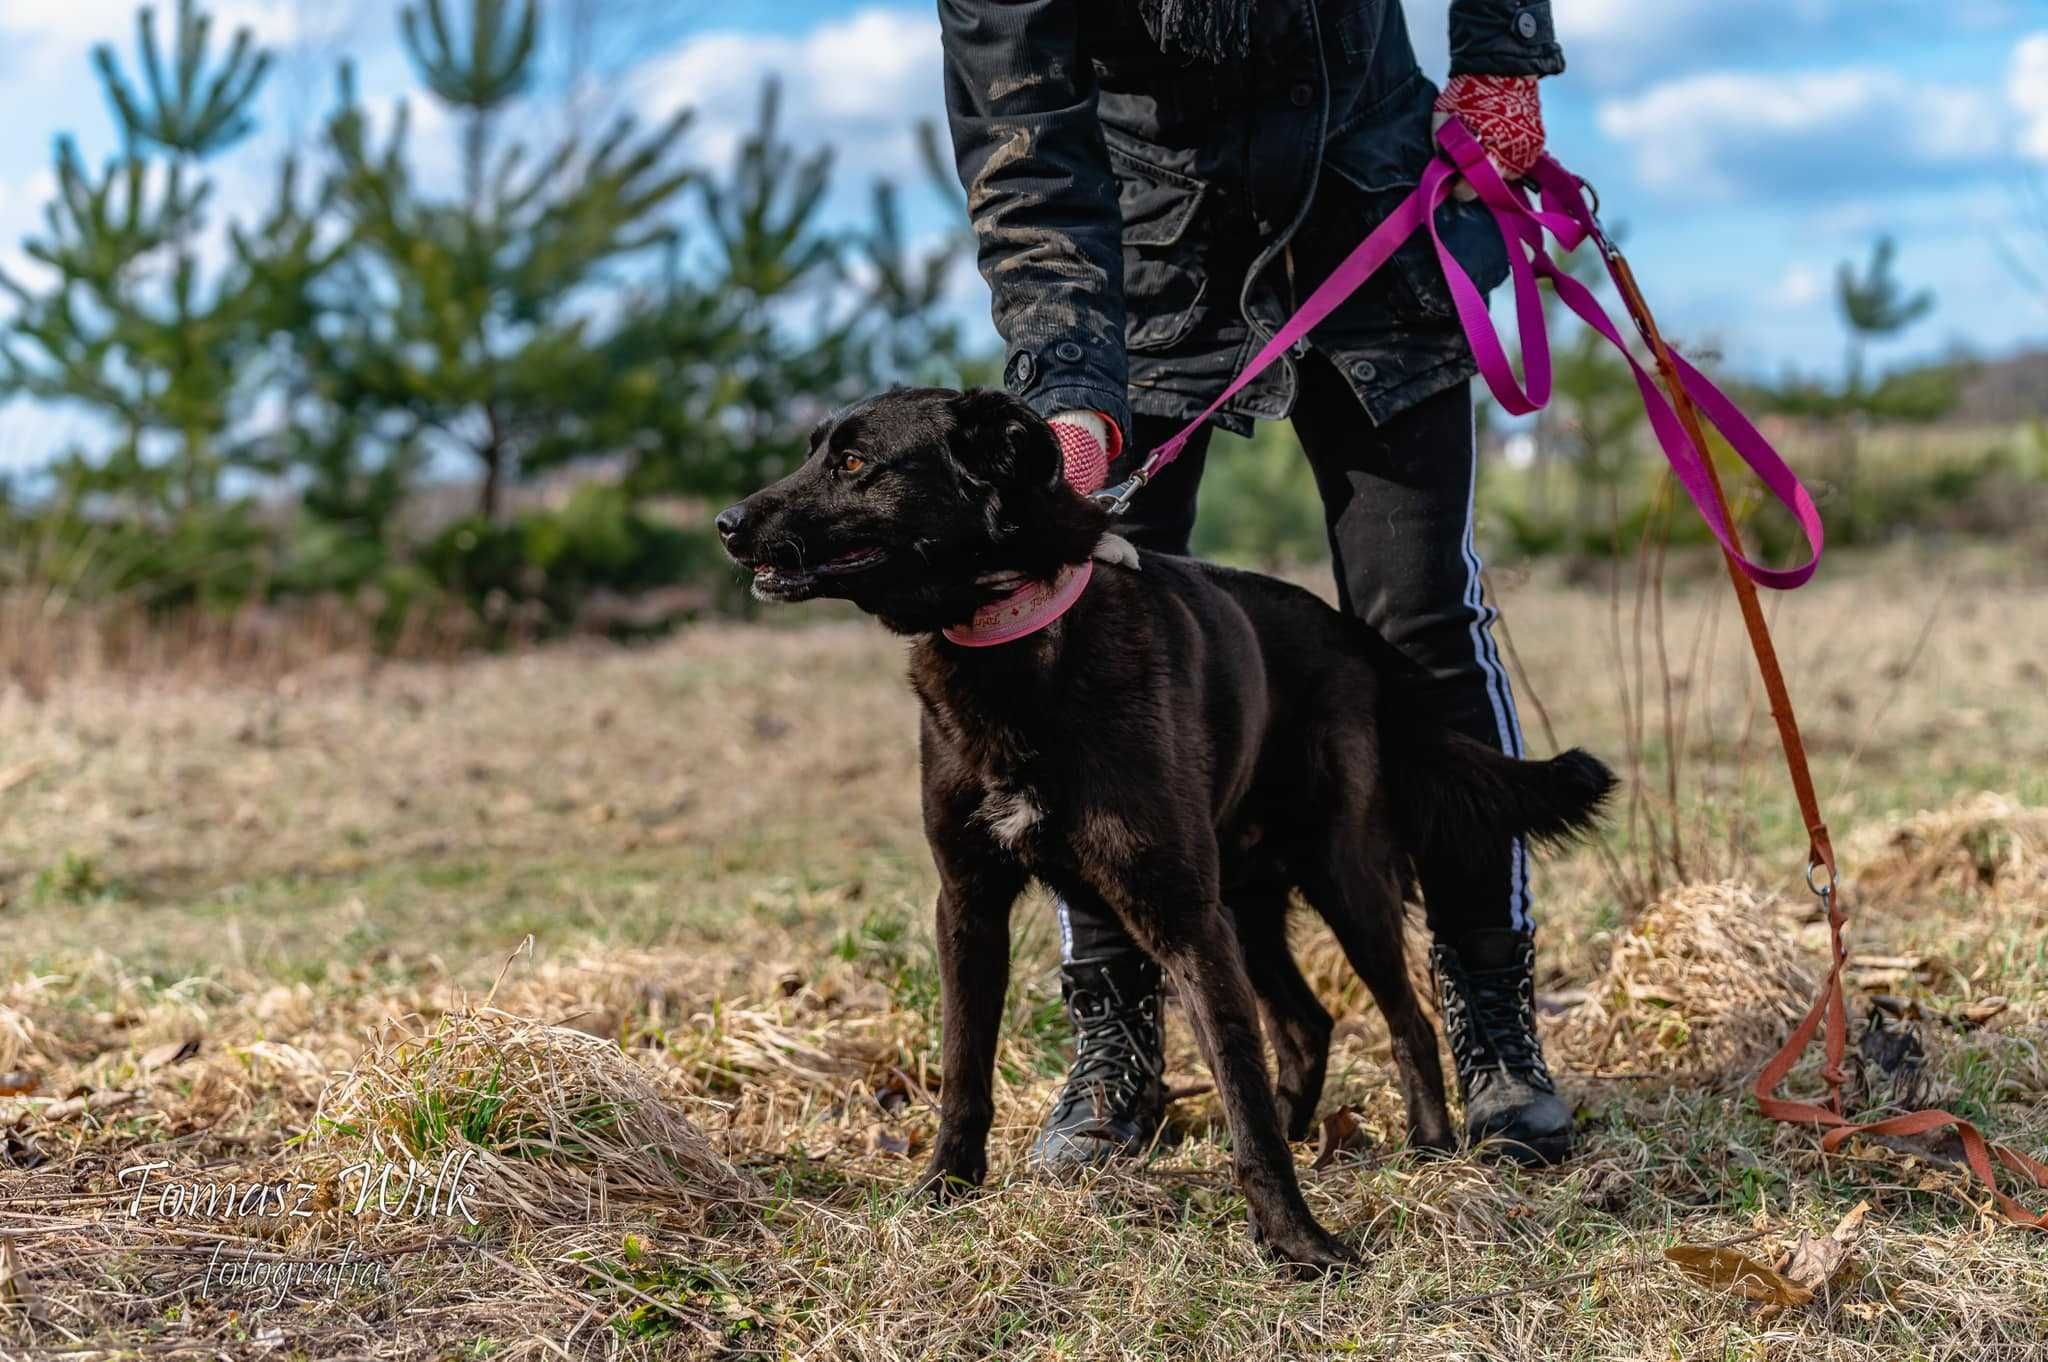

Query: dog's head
716,388,1109,634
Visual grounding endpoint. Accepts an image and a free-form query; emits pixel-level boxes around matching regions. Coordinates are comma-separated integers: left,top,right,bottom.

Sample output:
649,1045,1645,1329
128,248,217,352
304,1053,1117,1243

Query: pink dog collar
941,559,1094,648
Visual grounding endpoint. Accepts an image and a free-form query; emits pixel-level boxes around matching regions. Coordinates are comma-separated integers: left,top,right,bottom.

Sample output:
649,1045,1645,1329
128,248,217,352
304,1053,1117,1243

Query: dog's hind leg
1231,884,1332,1143
1299,802,1455,1154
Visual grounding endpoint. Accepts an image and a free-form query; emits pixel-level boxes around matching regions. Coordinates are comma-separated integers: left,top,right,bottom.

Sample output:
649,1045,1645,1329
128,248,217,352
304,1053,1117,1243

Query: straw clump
1549,881,1818,1085
1851,792,2048,908
314,1006,761,1231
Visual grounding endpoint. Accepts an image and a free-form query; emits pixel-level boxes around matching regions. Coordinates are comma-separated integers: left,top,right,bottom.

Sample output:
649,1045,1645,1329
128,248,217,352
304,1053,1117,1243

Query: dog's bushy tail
1383,725,1616,864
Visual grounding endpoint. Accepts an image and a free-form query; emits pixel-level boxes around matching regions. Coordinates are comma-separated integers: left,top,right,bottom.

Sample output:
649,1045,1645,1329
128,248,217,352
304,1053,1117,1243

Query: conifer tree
0,0,279,515
317,0,697,520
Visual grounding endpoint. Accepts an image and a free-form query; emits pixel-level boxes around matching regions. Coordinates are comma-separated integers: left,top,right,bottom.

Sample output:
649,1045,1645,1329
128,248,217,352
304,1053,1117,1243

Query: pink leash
1097,117,1825,591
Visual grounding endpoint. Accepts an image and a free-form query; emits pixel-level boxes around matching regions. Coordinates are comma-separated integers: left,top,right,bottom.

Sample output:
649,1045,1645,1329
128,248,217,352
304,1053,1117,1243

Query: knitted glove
1432,74,1545,202
1048,410,1120,496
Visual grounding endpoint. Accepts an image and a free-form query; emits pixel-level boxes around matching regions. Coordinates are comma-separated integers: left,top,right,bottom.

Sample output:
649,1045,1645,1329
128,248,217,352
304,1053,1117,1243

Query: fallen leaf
1312,1106,1370,1170
140,1037,201,1071
1959,996,2009,1029
0,1072,37,1098
872,1072,912,1116
869,1126,910,1157
1665,1245,1814,1308
1,1131,46,1169
1852,1011,1930,1110
40,1090,139,1123
1847,954,1931,991
1778,1200,1869,1294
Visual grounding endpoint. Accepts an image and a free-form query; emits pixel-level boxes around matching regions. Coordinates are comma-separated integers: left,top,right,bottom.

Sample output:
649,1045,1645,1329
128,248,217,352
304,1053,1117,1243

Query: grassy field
2,540,2046,1359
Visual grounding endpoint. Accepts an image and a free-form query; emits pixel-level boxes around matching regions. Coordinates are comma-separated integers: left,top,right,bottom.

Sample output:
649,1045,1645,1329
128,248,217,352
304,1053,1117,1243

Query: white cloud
1771,264,1825,308
0,170,61,295
1395,0,2023,90
634,8,943,186
1596,67,2002,200
6,0,335,50
0,168,60,218
2013,32,2048,164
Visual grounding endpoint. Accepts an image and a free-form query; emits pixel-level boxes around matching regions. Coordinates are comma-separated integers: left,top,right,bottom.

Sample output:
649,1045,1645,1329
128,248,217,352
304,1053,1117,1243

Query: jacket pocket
1329,0,1387,66
1107,135,1211,352
1322,96,1509,324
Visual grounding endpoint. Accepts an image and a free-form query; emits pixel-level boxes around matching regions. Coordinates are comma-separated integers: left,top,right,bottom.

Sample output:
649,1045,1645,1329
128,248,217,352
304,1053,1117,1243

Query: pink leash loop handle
1509,146,1826,588
1129,117,1825,590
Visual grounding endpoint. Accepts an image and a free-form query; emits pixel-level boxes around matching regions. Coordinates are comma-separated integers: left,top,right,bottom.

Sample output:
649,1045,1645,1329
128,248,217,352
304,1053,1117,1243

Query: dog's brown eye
840,452,866,474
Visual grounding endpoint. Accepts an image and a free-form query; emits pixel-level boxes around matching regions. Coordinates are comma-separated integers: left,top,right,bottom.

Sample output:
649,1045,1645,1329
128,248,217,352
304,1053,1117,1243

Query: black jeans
1059,362,1532,962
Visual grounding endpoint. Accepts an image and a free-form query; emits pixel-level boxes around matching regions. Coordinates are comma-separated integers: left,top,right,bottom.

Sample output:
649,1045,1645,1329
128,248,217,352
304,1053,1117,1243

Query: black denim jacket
939,1,1565,438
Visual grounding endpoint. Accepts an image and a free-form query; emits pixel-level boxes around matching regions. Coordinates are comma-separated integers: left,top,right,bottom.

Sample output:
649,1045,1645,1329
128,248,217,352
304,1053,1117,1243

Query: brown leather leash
1602,243,2048,1230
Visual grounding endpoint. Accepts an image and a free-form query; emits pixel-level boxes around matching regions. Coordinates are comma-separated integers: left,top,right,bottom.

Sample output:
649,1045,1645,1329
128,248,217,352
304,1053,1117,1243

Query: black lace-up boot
1431,928,1573,1166
1028,953,1167,1173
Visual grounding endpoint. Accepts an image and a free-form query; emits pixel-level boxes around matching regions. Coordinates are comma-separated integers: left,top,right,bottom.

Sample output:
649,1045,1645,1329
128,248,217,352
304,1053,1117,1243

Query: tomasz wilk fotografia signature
118,1151,483,1225
199,1241,391,1304
114,1153,483,1303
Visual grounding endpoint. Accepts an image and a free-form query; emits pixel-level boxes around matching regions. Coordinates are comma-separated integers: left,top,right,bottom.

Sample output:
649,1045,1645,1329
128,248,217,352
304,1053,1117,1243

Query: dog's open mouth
816,547,887,575
751,547,886,600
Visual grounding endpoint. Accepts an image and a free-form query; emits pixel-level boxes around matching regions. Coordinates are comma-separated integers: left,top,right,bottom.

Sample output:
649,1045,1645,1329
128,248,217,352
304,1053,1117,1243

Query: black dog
718,388,1612,1269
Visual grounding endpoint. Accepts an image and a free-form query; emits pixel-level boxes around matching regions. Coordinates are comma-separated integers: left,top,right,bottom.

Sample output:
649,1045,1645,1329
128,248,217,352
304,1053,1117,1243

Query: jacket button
1005,350,1038,390
1349,358,1378,383
1290,81,1314,108
1515,10,1539,39
1054,340,1084,364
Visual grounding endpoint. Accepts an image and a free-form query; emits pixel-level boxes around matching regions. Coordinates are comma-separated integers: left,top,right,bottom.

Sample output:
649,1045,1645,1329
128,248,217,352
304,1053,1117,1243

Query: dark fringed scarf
1137,0,1256,64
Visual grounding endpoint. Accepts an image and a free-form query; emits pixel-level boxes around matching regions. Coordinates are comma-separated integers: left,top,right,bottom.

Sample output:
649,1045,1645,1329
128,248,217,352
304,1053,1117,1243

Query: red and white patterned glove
1048,410,1120,496
1432,74,1545,202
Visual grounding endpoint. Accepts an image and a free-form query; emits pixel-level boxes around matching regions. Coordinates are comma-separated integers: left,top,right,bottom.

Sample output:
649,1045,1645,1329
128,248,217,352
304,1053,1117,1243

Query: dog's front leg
1157,913,1354,1272
916,849,1024,1201
1092,844,1354,1273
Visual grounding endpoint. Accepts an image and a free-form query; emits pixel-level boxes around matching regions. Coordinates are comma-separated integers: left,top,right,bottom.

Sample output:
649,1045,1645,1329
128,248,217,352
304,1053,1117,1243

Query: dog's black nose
714,505,746,541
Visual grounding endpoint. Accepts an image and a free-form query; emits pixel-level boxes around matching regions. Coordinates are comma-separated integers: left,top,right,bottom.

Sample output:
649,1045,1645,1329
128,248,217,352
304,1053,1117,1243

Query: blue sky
3,1,2046,470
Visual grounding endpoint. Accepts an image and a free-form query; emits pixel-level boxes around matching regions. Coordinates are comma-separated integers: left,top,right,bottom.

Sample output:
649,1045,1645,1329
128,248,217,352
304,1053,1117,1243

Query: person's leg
1030,415,1213,1172
1290,357,1571,1165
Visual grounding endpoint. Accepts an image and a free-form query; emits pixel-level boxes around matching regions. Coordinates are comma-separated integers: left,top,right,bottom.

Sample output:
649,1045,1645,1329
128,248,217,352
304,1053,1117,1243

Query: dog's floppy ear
948,389,1062,491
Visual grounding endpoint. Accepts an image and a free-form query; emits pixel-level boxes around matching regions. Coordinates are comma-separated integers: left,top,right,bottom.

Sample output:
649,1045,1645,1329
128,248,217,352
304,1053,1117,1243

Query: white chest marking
975,788,1043,848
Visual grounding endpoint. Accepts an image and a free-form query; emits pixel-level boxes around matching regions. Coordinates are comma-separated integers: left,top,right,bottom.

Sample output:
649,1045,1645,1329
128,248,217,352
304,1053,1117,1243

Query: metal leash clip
1090,468,1150,518
1577,177,1614,261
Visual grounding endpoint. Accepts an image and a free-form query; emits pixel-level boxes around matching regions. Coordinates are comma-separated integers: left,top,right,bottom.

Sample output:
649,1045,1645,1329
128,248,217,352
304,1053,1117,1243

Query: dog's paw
1254,1218,1358,1275
1091,532,1140,571
913,1156,986,1203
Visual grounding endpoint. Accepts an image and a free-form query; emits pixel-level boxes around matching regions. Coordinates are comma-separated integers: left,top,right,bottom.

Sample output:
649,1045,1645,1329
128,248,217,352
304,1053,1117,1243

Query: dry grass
315,1005,763,1223
1852,793,2048,907
4,546,2048,1358
1549,882,1818,1085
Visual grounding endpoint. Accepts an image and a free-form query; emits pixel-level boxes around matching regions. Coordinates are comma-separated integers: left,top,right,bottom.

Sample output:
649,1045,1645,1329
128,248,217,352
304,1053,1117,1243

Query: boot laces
1437,944,1554,1095
1052,987,1163,1120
